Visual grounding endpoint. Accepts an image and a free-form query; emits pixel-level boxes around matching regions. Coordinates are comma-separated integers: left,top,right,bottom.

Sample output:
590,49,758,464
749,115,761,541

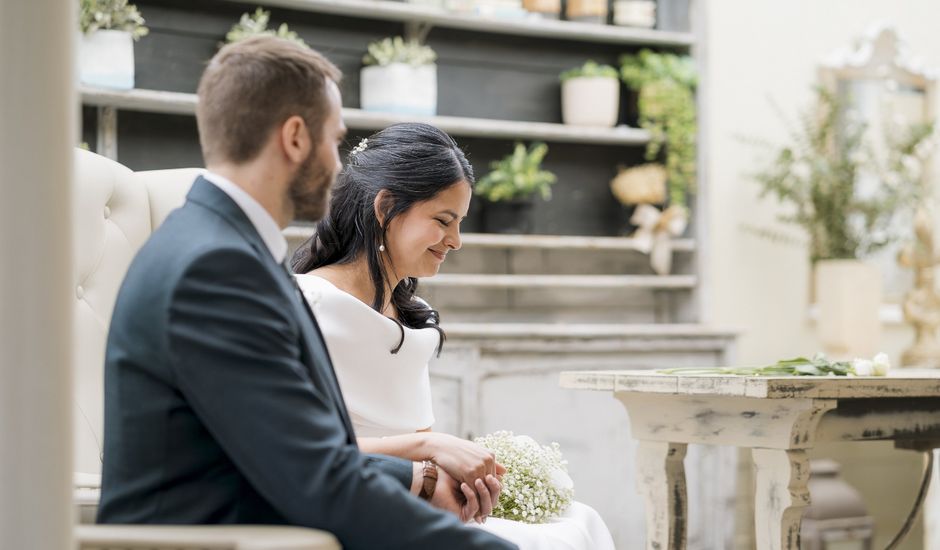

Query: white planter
80,29,135,90
815,259,883,359
360,63,437,117
613,0,656,28
561,76,620,127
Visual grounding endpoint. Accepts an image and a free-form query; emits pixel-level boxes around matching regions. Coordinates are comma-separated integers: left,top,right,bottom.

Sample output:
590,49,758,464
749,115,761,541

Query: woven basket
610,163,667,205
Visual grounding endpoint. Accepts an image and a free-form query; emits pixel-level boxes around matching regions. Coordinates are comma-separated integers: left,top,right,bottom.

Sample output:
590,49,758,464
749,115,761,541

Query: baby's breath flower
474,431,574,524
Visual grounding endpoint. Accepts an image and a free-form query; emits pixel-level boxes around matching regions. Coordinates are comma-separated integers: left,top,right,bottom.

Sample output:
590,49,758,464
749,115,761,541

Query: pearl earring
379,244,386,252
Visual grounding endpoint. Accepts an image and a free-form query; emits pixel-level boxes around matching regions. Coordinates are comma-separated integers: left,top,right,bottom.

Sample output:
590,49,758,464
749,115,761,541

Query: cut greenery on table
659,352,891,377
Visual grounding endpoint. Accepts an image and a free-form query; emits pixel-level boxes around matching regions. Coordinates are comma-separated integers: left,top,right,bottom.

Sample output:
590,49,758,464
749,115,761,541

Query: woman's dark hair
291,122,474,356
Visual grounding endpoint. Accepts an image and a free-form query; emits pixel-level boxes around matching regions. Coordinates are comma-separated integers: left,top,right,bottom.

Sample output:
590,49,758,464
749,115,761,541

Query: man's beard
288,150,337,222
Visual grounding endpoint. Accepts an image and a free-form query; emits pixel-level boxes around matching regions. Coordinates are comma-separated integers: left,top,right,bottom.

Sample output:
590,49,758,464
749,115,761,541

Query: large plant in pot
79,0,149,89
620,50,697,213
614,50,696,272
361,37,437,116
476,142,556,234
752,88,933,358
560,61,620,128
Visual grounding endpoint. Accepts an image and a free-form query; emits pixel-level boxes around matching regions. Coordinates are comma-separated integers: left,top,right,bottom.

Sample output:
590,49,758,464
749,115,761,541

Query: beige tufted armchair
72,149,339,549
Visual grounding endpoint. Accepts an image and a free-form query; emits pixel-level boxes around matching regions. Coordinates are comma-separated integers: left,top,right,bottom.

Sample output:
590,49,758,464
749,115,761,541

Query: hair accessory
351,138,369,156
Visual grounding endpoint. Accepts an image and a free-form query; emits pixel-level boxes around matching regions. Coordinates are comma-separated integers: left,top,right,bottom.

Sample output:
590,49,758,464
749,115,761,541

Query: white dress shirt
202,171,288,264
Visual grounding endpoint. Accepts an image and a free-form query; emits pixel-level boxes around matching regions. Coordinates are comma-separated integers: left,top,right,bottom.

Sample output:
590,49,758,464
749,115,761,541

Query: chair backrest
72,149,200,475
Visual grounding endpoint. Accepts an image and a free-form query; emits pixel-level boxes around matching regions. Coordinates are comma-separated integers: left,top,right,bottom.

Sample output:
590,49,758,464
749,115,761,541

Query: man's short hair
196,36,342,165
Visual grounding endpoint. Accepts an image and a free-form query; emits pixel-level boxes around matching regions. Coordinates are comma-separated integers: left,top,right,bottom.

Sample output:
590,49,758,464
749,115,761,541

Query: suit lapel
186,177,356,441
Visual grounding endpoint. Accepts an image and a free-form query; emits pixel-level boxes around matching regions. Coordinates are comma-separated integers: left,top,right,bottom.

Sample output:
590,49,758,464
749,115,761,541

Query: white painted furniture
560,370,940,550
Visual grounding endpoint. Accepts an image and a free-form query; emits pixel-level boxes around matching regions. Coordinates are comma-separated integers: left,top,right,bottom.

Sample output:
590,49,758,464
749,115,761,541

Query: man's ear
373,190,392,227
280,115,310,164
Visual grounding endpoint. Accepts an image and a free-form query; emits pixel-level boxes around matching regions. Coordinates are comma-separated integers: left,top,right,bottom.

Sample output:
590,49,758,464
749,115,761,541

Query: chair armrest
75,525,341,550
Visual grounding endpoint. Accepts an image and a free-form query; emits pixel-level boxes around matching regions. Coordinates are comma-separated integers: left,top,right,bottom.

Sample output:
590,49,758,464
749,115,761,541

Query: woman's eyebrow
438,210,461,220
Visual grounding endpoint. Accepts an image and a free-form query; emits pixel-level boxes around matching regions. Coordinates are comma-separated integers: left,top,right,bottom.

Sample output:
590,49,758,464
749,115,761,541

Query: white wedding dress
296,274,616,550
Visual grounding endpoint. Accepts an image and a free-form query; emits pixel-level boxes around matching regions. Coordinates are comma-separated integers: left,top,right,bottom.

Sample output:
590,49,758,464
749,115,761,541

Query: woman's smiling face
383,179,472,279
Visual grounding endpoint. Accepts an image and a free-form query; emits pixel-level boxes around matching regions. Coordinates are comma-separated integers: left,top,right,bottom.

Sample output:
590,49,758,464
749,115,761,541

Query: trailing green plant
363,36,436,67
225,8,306,47
751,87,934,262
475,143,557,202
620,50,697,208
559,60,618,82
80,0,149,40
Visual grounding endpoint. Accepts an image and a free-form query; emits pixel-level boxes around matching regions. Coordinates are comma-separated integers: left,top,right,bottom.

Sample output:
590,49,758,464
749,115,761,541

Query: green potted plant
560,61,620,128
79,0,149,89
751,87,934,356
225,8,307,47
361,36,437,116
475,142,557,234
620,49,697,214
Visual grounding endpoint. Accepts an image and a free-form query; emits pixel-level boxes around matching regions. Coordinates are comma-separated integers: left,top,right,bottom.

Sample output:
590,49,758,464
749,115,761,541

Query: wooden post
0,0,76,548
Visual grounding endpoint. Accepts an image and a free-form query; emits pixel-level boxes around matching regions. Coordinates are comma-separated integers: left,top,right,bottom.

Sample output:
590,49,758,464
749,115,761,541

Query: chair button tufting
76,286,85,299
103,206,111,219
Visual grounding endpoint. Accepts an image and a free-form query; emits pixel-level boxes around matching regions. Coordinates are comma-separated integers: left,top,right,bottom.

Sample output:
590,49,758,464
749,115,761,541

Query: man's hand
429,467,501,524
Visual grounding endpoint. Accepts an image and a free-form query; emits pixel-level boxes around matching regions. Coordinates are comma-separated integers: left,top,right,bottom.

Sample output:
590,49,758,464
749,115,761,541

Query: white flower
852,358,874,376
474,431,574,524
872,352,891,376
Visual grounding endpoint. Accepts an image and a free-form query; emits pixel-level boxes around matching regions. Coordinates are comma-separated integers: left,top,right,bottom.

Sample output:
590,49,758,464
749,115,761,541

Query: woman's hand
430,467,502,524
422,432,506,494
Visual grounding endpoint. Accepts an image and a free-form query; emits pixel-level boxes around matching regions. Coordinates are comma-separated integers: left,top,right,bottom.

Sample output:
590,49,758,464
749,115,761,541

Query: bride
291,123,614,550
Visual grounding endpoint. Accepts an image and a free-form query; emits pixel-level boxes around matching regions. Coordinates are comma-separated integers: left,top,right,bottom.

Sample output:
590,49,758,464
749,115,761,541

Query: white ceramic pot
613,0,656,28
815,259,883,359
561,76,619,127
360,63,437,116
80,29,135,90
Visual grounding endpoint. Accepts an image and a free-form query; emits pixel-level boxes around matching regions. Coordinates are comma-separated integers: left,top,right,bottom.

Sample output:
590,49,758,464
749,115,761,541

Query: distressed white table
559,370,940,550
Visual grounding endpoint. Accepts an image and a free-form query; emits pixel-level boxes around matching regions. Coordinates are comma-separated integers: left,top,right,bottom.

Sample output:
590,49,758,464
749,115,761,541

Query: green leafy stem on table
659,353,891,377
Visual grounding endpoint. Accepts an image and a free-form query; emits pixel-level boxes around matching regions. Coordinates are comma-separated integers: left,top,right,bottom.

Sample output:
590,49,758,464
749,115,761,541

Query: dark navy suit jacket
97,177,516,549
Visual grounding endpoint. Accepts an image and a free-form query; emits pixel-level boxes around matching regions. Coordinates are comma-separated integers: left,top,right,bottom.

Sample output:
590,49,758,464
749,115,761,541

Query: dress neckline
297,272,407,328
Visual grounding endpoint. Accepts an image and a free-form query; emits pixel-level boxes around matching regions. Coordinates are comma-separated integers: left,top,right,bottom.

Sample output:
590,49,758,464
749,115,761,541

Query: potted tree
475,142,556,234
751,88,934,357
560,61,620,128
79,0,149,90
361,36,437,116
225,8,306,47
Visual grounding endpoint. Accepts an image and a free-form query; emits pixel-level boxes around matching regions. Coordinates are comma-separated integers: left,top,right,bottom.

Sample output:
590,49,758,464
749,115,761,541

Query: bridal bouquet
474,431,574,524
659,352,891,377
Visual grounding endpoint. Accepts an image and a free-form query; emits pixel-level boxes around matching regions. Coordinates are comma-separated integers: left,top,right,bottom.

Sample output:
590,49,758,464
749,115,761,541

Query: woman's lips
428,249,446,261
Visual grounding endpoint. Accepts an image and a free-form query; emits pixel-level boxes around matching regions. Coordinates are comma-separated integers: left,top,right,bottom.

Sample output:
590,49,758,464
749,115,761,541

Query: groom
96,36,513,550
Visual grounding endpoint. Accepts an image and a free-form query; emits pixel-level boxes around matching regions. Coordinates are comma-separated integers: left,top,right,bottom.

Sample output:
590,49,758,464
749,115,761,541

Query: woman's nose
445,225,461,251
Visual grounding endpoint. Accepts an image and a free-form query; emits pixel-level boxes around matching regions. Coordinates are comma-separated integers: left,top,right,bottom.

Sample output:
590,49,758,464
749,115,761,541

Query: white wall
704,1,940,548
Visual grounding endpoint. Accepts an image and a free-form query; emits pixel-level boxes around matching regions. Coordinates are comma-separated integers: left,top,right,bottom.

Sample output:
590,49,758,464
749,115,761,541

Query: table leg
636,440,688,550
752,448,811,550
